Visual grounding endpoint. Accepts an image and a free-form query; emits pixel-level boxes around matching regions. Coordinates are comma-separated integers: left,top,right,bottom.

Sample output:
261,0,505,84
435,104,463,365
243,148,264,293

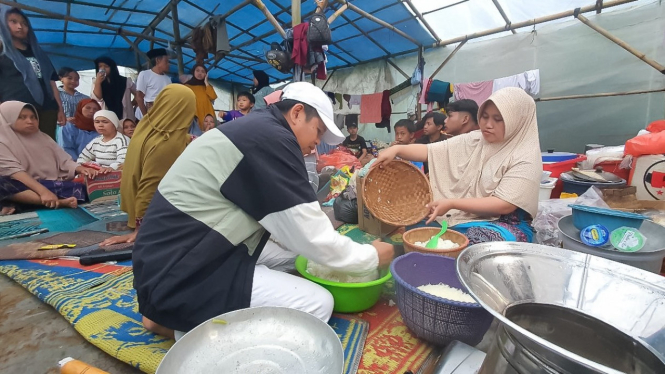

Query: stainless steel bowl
457,242,665,373
156,307,344,374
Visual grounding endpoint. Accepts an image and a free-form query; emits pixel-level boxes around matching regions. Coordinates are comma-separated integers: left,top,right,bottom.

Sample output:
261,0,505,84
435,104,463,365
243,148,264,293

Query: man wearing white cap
131,82,394,339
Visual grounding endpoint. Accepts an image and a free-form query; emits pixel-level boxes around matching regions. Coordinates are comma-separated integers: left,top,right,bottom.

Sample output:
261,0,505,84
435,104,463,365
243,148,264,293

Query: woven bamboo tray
362,160,432,226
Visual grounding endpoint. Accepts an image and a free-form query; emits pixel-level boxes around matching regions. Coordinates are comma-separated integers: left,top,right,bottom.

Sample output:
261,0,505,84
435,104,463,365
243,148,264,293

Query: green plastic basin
295,256,392,313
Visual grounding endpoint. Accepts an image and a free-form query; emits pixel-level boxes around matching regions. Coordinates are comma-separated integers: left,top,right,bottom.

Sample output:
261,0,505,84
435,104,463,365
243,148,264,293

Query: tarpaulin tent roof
7,0,437,85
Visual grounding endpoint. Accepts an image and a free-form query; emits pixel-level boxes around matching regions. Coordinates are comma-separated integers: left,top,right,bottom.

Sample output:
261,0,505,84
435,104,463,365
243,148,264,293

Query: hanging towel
525,69,540,96
334,113,345,130
419,78,432,105
359,93,383,123
492,73,527,92
426,80,453,105
335,93,343,110
348,95,361,109
292,23,309,66
381,90,392,121
453,81,494,105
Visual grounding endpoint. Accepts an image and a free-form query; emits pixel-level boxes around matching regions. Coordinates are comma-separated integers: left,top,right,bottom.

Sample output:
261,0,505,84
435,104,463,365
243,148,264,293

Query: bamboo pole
430,40,467,79
387,59,410,80
335,0,421,46
576,14,665,73
491,0,516,34
430,0,636,48
135,1,180,45
402,0,441,42
416,47,423,120
171,3,186,75
536,87,665,102
252,0,287,38
328,3,348,24
0,0,169,43
422,0,469,16
120,34,150,61
292,0,301,26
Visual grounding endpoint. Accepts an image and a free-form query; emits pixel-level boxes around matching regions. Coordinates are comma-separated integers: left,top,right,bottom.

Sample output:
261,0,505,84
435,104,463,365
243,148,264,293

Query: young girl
122,118,136,138
57,67,88,147
77,110,129,173
203,114,217,131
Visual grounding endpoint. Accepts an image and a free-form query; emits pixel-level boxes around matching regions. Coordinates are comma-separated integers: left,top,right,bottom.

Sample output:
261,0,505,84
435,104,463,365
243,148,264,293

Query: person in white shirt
135,48,172,120
77,110,129,172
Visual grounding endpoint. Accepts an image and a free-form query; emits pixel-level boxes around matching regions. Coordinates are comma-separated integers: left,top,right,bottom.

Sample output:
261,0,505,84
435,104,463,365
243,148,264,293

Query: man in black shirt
415,111,446,145
342,123,367,159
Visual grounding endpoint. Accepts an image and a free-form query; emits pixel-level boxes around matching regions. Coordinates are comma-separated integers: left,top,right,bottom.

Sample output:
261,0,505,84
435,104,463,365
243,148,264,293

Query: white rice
306,261,380,283
414,237,460,250
417,283,477,304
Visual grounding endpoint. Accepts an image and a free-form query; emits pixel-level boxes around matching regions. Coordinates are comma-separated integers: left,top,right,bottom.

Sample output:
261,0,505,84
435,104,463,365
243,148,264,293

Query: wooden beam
134,0,181,47
422,0,469,16
387,59,409,80
0,0,169,43
252,0,287,38
171,2,186,75
181,1,222,41
402,0,441,41
536,87,665,102
47,0,159,16
430,40,467,79
576,14,665,73
120,34,150,61
491,0,516,34
429,0,636,47
328,3,348,24
292,0,301,26
337,0,421,46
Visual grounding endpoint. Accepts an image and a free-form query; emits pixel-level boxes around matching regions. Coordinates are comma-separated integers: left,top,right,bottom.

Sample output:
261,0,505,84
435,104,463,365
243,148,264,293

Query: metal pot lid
456,242,665,371
156,306,344,374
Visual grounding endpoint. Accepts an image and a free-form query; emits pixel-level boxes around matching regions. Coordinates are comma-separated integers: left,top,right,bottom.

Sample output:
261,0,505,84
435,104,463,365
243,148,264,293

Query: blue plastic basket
390,252,493,346
569,204,647,232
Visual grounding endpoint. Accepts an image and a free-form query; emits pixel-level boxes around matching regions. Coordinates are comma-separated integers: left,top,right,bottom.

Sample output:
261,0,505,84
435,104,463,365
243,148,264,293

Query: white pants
174,240,334,340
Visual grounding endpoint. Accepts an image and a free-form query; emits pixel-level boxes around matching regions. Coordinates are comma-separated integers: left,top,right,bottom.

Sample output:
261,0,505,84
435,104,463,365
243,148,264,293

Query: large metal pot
457,242,665,373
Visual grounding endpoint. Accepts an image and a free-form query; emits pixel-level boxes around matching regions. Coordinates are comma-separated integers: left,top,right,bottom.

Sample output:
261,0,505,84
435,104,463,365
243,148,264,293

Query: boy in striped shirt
77,110,129,172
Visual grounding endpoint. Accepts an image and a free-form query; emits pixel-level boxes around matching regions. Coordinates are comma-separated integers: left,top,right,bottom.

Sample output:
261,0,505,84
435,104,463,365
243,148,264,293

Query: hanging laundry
374,90,392,133
419,78,432,105
453,81,494,105
426,80,453,106
334,113,345,130
525,69,540,96
359,92,384,123
348,95,361,109
335,93,343,110
326,91,336,104
292,23,309,66
492,73,527,92
343,94,351,106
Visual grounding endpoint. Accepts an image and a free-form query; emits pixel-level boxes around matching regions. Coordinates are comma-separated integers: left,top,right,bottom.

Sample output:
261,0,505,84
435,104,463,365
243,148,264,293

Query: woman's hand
96,70,106,82
372,146,399,169
426,199,456,224
39,190,59,209
204,73,209,86
76,166,99,179
100,231,137,246
66,116,75,122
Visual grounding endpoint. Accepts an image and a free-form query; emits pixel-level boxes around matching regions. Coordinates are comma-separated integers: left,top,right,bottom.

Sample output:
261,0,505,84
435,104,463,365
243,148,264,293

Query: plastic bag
533,186,609,246
333,189,358,223
318,149,361,171
624,120,665,158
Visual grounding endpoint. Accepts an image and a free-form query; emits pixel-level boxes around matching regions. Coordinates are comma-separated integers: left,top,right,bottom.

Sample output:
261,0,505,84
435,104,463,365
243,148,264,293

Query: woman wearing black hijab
250,70,274,109
91,56,136,121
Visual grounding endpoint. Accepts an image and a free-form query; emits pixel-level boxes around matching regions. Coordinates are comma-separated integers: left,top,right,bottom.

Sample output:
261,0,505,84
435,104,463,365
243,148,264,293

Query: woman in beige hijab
375,87,542,244
0,101,98,215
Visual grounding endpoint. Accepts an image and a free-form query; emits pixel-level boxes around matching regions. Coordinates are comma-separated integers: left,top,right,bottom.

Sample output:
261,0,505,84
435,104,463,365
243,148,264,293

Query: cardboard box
85,171,122,202
357,176,398,236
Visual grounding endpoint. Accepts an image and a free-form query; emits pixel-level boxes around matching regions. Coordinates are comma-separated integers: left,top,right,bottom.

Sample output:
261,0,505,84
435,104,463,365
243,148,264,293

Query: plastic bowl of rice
295,256,392,313
390,252,493,346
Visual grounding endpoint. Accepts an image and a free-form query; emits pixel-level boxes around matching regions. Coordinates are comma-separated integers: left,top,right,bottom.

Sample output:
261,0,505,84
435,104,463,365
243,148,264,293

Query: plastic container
542,153,587,198
610,227,646,252
580,224,609,246
558,215,665,273
59,358,109,374
390,252,493,346
539,177,557,200
560,172,626,196
542,151,579,163
294,256,391,313
569,204,647,232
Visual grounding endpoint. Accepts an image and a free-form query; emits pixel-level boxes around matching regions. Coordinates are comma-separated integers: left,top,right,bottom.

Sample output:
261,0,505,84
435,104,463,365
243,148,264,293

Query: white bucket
539,177,558,201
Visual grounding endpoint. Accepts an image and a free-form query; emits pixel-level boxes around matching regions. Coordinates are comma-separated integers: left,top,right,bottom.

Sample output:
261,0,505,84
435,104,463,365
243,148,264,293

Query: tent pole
252,0,287,38
134,0,181,46
422,0,469,16
0,0,169,43
430,0,636,47
491,0,516,34
292,0,301,26
171,2,186,75
576,14,665,74
328,3,348,24
388,59,410,80
416,47,423,120
430,40,467,79
120,34,150,61
321,69,336,90
335,0,422,46
402,0,441,42
536,87,665,102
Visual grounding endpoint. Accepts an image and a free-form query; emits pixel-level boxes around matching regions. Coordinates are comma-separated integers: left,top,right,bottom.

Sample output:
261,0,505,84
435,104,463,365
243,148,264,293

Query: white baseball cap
281,82,345,145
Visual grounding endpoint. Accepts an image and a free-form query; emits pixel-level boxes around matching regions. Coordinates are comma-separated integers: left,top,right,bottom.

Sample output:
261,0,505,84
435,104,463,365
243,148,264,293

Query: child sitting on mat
77,110,130,173
219,91,255,122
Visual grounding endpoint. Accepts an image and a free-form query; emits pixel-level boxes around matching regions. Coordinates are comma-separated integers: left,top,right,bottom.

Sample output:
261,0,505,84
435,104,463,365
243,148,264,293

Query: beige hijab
0,101,79,180
428,87,542,226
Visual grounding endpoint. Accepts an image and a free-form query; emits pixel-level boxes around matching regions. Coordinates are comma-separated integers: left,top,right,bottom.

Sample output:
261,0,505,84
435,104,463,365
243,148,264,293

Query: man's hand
372,239,395,267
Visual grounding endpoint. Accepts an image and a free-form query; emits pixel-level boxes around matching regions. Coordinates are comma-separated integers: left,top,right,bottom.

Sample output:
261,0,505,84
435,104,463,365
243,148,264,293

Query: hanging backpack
308,13,332,44
265,42,293,73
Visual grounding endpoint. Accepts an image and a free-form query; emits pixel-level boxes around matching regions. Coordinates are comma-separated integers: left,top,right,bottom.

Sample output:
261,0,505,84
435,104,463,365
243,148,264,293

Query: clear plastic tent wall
324,1,665,152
